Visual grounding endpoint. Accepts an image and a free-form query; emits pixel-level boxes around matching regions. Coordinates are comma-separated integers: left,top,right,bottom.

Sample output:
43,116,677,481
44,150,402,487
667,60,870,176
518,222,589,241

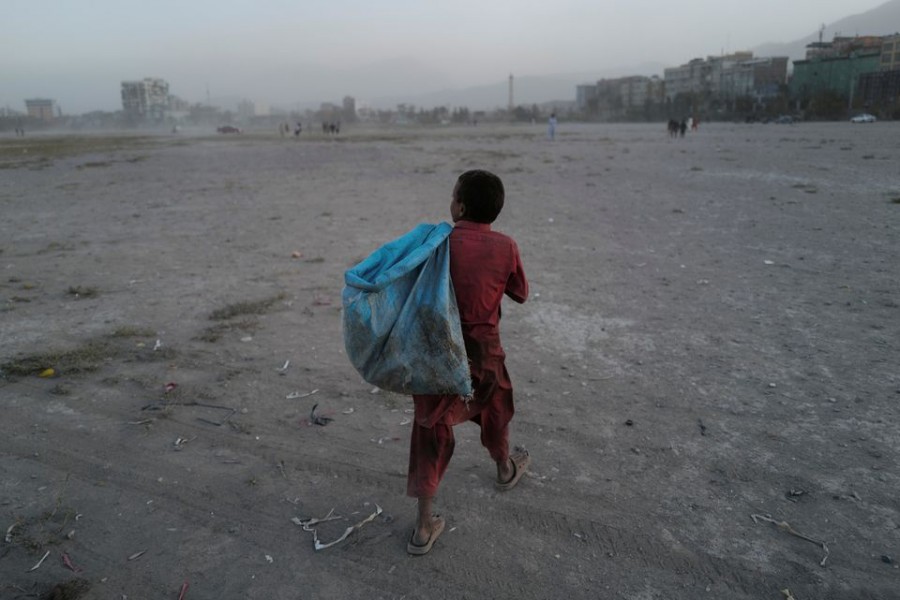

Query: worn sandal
496,448,531,491
407,515,446,556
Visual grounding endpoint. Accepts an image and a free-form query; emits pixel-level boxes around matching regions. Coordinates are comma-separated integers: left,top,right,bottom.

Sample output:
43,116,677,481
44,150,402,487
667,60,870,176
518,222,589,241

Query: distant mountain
753,0,900,60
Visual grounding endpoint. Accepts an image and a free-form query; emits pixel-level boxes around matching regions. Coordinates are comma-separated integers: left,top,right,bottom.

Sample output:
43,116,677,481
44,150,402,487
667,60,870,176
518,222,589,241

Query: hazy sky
2,0,890,113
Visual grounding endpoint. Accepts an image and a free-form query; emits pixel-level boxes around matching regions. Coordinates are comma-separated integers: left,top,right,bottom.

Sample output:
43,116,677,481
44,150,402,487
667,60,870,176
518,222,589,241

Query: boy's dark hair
456,170,504,224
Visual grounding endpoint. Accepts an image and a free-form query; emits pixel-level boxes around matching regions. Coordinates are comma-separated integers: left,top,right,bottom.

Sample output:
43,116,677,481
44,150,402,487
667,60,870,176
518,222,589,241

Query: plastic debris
173,436,195,451
277,360,290,372
287,389,318,399
164,382,178,393
265,554,273,563
292,505,383,551
341,408,355,415
39,368,55,378
177,582,189,600
153,339,162,351
62,552,82,573
5,522,18,543
751,513,830,567
27,550,50,572
128,551,146,561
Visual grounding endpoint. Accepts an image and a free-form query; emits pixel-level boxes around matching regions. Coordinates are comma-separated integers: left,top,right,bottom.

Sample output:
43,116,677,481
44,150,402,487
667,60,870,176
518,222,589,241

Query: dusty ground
1,121,898,600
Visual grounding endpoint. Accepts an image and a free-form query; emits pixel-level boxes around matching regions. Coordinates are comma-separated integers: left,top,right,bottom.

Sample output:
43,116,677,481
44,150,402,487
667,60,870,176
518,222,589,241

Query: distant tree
807,89,846,120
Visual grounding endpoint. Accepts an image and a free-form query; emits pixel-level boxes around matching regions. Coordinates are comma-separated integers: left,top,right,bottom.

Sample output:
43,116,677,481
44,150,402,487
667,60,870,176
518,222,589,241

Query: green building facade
790,52,881,102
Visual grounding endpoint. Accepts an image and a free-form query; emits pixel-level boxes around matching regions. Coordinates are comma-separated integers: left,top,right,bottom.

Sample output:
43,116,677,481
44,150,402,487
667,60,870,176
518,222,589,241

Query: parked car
217,125,242,134
850,113,876,123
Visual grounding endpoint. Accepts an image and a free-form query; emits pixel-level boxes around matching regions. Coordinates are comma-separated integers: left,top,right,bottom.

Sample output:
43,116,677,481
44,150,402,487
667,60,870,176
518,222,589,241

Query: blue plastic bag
342,223,472,396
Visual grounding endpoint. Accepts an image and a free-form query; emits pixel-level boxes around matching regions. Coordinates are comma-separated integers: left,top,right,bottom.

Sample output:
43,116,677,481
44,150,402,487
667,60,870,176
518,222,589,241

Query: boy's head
451,170,505,224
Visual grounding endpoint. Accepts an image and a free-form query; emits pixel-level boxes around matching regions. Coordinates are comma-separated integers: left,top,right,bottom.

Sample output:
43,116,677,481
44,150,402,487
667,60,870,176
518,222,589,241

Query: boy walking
407,170,530,555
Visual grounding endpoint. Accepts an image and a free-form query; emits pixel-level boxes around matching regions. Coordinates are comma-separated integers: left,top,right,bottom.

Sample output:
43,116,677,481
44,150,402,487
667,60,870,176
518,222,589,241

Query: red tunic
407,220,528,498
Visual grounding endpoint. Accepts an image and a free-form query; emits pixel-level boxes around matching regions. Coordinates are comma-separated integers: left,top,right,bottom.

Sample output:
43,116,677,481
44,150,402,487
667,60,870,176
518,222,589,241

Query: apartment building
121,78,170,121
25,98,57,121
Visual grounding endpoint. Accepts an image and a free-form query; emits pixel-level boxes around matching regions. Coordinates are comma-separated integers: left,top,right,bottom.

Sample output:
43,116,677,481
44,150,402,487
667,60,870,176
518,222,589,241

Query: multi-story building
342,96,356,122
121,78,169,121
880,34,900,71
663,52,784,104
577,76,665,119
663,58,709,101
790,35,883,106
25,98,57,121
857,68,900,110
718,57,789,102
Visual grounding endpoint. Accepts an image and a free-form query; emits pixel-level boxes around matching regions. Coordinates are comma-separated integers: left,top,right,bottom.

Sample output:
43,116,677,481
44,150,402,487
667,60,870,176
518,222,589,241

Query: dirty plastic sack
342,222,472,396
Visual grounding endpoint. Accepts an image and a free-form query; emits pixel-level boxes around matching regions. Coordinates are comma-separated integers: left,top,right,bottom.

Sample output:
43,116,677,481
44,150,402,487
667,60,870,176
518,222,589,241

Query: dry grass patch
209,293,287,321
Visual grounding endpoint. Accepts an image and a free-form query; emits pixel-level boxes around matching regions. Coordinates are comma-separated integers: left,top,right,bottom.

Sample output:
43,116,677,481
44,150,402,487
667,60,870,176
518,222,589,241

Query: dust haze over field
1,122,899,599
3,0,894,113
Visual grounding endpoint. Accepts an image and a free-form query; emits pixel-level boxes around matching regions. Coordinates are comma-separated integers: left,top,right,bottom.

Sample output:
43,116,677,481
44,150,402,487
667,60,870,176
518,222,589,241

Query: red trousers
407,335,514,498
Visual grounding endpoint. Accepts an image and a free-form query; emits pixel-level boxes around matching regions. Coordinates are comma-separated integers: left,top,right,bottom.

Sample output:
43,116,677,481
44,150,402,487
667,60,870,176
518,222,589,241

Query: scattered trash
265,554,273,563
277,360,290,372
27,550,51,572
400,417,411,426
764,260,775,265
786,489,807,502
39,368,55,378
370,387,381,394
5,521,18,543
698,419,707,436
127,551,146,561
153,339,162,351
882,555,894,564
624,419,634,426
291,251,302,259
177,581,189,600
143,400,236,427
287,389,318,400
341,408,355,415
780,589,797,600
164,382,178,393
173,436,196,451
751,513,830,567
240,336,252,342
292,505,383,551
291,508,341,528
62,552,82,573
309,403,333,426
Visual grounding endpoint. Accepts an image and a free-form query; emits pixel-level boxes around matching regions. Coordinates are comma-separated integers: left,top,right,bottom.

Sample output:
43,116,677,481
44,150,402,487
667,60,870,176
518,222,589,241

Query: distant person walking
547,113,557,141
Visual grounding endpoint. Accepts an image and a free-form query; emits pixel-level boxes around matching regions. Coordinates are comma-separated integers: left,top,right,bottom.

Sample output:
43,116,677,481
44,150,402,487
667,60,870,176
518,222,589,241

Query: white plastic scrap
292,505,383,551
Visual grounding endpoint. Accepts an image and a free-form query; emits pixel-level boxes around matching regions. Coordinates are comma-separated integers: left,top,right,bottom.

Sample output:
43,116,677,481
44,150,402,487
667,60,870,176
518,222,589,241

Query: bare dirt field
1,121,898,600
